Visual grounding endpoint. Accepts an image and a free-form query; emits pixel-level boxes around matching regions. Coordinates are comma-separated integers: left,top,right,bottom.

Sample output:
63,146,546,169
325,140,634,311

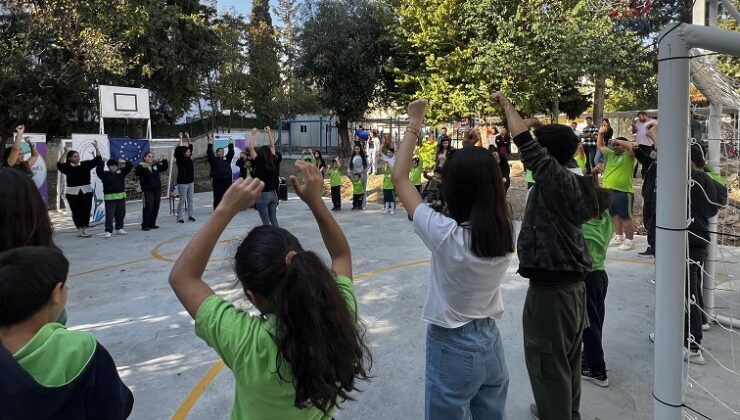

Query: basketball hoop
123,111,141,125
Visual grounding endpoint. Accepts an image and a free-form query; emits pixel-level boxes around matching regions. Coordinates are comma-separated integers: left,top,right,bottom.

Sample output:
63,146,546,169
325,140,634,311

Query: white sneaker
390,208,395,215
382,205,389,214
702,323,710,331
116,229,128,235
684,348,706,365
617,239,635,251
80,228,92,238
104,232,112,239
649,332,655,343
609,236,624,247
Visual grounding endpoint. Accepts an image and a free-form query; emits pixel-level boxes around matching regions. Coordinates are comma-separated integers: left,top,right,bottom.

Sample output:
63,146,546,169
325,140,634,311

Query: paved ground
52,192,740,419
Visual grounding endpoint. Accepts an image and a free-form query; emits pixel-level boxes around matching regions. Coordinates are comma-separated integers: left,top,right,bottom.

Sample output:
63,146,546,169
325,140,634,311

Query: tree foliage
299,0,391,154
246,0,281,125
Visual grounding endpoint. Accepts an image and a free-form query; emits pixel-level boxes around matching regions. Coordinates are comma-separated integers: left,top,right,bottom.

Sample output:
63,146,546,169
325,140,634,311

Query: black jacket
207,143,234,179
514,132,598,282
58,156,102,187
96,161,133,196
135,160,168,191
174,144,195,184
635,147,657,201
0,342,133,420
689,169,727,259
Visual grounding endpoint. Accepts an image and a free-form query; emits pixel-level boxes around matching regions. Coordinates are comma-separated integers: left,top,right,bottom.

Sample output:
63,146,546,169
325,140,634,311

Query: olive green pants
523,281,587,420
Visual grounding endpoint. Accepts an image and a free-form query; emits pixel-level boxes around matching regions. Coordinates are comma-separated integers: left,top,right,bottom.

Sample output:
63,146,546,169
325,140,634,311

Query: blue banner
109,138,150,165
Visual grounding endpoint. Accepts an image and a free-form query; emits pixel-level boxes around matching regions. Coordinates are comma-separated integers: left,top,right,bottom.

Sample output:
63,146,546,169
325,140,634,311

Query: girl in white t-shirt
392,100,515,420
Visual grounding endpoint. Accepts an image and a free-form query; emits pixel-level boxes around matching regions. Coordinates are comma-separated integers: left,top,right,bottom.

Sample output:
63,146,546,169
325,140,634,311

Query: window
300,125,308,133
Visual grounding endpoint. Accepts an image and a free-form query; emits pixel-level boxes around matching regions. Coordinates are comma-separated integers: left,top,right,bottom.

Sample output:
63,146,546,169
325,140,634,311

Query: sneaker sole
582,375,610,387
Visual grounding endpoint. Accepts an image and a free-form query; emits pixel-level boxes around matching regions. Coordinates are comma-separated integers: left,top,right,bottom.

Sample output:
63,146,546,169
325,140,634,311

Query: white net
682,92,740,418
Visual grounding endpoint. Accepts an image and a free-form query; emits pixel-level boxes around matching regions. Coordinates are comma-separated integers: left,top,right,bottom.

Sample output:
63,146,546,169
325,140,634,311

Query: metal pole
654,23,690,420
704,0,720,322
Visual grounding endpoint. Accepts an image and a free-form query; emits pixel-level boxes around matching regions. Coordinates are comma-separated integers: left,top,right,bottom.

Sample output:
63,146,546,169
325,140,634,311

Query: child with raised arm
382,161,395,215
0,246,133,419
410,157,423,193
392,100,514,420
491,92,598,420
96,158,134,238
207,134,235,210
168,162,370,420
4,125,39,175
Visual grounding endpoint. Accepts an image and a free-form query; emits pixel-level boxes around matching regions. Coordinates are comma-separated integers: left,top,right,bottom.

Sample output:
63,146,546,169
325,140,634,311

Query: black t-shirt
253,151,282,192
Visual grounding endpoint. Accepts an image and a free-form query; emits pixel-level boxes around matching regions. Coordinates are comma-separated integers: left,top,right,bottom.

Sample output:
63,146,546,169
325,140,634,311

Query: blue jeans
426,318,508,420
177,183,194,219
257,191,279,227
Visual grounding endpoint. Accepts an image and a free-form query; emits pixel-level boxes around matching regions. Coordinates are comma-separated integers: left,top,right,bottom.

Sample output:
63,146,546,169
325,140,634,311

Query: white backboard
99,85,151,119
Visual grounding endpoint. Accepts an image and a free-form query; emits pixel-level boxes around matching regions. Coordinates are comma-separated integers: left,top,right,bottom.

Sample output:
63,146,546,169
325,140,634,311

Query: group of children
325,147,424,214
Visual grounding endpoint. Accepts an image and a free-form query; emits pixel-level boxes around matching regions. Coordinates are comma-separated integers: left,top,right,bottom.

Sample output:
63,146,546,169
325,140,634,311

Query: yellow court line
171,361,226,420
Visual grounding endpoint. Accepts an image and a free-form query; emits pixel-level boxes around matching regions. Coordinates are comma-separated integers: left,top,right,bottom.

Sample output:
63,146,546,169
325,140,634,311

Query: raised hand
598,124,607,135
15,125,24,134
289,160,324,205
218,177,264,215
179,132,184,138
407,99,428,124
264,126,271,133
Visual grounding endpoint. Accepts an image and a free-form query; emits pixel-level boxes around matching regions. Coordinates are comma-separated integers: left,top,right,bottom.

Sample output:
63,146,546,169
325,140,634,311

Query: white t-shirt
412,204,512,328
350,155,364,174
634,119,656,146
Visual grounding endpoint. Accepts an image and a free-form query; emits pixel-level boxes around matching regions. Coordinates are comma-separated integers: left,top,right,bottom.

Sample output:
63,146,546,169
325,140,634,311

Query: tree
246,0,281,126
212,12,251,130
299,0,391,155
389,0,499,123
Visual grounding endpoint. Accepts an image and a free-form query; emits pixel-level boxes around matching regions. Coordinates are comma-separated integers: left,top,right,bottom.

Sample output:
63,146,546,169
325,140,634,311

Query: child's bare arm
169,177,265,318
249,128,258,159
290,161,352,279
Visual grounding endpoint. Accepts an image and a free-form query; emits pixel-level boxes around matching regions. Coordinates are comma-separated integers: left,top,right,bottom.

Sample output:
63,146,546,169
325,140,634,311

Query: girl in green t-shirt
169,162,370,420
410,157,423,193
382,161,395,215
328,158,343,211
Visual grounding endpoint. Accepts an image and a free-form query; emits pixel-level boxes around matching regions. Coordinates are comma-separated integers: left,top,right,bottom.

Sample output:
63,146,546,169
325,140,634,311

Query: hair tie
285,250,298,266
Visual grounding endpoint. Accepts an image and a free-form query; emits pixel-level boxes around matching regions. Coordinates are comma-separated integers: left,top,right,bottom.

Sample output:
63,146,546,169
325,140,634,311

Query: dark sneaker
638,247,654,258
142,227,151,231
188,216,196,222
177,219,185,223
151,225,160,229
581,369,610,387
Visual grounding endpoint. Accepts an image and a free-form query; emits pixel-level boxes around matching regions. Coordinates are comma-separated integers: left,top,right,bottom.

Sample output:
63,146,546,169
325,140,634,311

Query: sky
215,0,280,16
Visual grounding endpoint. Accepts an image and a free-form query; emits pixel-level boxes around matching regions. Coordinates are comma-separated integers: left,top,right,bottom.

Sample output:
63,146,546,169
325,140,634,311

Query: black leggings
212,177,232,209
66,192,93,229
142,190,161,228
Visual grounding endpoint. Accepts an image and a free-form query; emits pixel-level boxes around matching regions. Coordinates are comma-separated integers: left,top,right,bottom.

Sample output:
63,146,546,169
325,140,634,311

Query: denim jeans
177,182,194,220
257,191,279,227
426,318,508,420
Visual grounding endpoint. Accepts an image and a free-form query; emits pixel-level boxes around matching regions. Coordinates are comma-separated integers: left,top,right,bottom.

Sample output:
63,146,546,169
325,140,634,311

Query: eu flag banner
109,139,150,165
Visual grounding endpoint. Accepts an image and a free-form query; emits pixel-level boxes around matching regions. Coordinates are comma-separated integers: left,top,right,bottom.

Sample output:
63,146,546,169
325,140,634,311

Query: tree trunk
550,100,560,124
197,98,207,134
336,118,351,157
593,76,606,127
228,108,233,133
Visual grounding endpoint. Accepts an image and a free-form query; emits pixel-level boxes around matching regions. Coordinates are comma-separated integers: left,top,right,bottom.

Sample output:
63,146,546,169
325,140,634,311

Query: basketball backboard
99,85,151,119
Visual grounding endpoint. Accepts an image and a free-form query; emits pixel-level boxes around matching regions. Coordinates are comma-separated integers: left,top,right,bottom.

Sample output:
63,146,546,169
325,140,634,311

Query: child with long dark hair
57,141,102,238
249,127,282,227
169,162,370,419
393,100,514,419
207,134,235,210
174,132,196,223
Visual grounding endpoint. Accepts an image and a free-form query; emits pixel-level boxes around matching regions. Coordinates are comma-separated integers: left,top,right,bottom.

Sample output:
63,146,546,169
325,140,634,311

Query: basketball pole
99,86,105,135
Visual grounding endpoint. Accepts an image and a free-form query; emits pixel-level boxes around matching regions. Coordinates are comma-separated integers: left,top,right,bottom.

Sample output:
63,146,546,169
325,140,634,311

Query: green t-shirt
13,322,97,387
328,168,342,187
352,180,363,194
410,164,423,185
525,169,535,183
582,211,614,271
383,168,394,190
575,154,586,173
602,148,637,193
704,165,726,185
195,275,357,420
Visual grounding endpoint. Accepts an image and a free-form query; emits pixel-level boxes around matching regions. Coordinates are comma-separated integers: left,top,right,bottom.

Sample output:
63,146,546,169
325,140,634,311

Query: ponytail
234,226,371,414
